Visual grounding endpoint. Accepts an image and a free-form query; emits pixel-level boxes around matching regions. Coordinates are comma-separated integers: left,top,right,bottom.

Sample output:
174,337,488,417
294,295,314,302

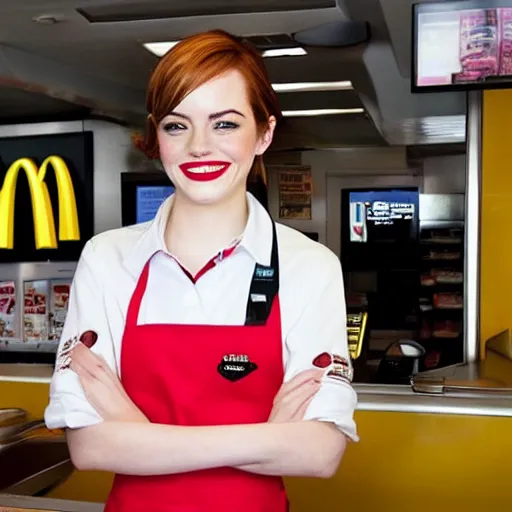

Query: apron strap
125,260,151,328
244,220,279,326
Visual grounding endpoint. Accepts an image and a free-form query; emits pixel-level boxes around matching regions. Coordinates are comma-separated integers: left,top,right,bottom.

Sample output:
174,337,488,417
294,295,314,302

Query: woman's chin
176,181,246,207
177,191,233,208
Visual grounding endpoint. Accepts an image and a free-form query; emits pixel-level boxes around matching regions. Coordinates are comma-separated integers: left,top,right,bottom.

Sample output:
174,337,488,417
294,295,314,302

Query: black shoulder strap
244,220,279,326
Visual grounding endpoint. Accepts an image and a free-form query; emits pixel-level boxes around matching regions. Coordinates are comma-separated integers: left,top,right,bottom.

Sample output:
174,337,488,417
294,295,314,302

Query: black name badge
218,354,257,382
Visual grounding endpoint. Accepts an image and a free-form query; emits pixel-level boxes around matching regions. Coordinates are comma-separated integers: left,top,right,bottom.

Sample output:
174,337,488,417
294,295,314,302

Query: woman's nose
188,129,212,158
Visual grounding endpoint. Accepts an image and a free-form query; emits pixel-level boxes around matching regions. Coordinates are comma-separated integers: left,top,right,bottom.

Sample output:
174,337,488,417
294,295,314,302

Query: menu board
49,279,71,341
277,167,313,220
23,280,49,341
0,280,16,339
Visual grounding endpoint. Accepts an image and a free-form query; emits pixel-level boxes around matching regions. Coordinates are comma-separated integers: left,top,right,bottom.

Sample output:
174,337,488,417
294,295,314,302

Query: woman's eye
214,121,239,130
163,122,186,133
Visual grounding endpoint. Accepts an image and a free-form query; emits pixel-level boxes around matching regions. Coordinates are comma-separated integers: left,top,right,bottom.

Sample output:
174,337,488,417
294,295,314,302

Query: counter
1,361,512,418
357,383,512,417
1,357,512,511
0,364,53,384
0,494,102,512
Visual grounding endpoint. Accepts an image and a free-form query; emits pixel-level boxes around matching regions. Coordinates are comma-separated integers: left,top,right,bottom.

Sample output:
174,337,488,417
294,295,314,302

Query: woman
45,30,358,512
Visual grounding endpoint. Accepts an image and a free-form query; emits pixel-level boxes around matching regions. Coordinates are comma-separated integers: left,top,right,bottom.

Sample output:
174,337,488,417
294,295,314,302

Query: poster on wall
49,279,71,341
23,280,49,342
277,167,313,220
0,280,16,339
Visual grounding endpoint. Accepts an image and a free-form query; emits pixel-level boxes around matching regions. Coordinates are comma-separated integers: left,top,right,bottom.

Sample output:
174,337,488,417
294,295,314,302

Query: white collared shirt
45,193,358,442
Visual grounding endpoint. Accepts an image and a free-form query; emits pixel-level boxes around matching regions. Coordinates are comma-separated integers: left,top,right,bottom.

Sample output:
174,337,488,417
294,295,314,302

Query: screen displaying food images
348,189,419,245
416,6,512,87
23,279,71,343
0,281,16,339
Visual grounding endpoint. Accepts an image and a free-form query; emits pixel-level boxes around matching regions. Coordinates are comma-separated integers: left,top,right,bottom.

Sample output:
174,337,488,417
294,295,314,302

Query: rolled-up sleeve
44,240,116,430
283,248,359,442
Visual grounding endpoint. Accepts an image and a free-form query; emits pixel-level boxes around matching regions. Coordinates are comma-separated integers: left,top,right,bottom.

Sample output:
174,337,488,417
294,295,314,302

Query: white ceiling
0,0,467,150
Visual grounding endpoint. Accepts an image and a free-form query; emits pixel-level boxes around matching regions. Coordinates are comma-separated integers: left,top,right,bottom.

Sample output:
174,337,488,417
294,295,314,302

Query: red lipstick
179,161,231,182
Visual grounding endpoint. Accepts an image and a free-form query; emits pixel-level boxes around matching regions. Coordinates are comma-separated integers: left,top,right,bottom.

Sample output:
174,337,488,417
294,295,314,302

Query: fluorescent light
262,47,307,58
143,42,307,59
282,108,364,117
272,81,353,93
143,41,179,57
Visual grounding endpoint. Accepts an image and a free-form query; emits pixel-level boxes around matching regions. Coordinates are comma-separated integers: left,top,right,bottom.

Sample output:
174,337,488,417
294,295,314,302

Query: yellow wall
480,89,512,353
2,381,512,511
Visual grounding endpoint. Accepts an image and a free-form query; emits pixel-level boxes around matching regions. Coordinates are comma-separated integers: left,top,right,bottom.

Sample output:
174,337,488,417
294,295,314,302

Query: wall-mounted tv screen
121,172,269,227
348,189,418,244
341,187,420,270
413,1,512,92
121,173,174,227
135,185,175,224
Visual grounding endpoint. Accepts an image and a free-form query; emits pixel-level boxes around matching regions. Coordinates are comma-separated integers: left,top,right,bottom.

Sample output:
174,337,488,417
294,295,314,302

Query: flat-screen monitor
121,173,174,226
121,172,269,227
135,185,175,224
348,189,418,244
341,187,420,270
412,1,512,92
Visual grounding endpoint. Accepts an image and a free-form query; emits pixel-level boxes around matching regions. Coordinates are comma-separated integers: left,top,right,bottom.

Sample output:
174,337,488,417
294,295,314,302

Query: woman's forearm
235,422,346,478
67,421,280,475
67,420,345,478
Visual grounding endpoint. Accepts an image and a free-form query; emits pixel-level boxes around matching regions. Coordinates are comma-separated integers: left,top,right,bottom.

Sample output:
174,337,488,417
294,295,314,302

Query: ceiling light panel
282,108,365,117
262,47,307,58
143,42,308,59
272,81,353,92
143,42,179,57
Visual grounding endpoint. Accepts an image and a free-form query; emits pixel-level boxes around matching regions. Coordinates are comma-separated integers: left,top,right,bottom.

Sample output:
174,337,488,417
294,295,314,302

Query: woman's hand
70,342,148,423
269,369,324,423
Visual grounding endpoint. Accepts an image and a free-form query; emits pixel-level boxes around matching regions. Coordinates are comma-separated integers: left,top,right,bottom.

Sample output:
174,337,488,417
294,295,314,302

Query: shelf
420,239,463,245
419,335,463,341
0,339,59,353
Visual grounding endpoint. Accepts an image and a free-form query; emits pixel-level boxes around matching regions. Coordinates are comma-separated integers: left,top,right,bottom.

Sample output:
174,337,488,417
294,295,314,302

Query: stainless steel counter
355,383,512,417
0,494,103,511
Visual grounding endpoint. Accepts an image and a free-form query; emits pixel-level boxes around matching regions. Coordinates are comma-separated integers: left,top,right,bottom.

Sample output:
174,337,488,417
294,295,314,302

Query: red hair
133,30,282,183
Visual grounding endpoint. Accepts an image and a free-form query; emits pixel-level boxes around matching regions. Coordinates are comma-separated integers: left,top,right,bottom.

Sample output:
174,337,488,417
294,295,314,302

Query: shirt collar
123,192,273,278
239,192,273,267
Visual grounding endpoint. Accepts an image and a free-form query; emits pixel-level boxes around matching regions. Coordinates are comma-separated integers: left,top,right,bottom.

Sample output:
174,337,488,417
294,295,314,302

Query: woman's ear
255,116,277,156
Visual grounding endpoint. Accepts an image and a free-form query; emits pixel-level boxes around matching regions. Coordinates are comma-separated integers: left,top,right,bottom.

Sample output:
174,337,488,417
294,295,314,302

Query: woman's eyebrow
168,109,246,121
209,109,245,120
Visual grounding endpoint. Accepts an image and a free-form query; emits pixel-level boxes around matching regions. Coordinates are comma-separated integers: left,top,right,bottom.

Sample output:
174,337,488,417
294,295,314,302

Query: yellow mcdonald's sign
0,156,80,250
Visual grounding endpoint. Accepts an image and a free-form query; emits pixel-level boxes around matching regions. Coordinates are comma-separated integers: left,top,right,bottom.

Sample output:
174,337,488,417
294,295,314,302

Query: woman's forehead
173,70,250,114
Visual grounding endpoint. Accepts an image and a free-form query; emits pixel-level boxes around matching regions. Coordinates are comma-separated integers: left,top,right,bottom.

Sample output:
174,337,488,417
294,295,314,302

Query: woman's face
157,69,276,206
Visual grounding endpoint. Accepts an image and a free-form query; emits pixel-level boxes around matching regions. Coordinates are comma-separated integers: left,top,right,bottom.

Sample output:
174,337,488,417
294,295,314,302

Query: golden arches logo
0,156,80,250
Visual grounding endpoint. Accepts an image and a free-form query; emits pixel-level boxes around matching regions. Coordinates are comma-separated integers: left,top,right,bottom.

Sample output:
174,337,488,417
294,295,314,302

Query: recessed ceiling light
262,47,307,58
282,108,364,117
32,14,64,24
272,81,353,93
143,41,180,57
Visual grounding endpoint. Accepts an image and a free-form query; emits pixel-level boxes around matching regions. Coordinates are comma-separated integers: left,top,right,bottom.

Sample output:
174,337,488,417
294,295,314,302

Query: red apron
105,221,288,512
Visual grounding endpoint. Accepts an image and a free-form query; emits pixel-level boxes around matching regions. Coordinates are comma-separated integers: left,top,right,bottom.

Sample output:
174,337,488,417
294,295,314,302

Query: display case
418,221,465,371
0,262,76,364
